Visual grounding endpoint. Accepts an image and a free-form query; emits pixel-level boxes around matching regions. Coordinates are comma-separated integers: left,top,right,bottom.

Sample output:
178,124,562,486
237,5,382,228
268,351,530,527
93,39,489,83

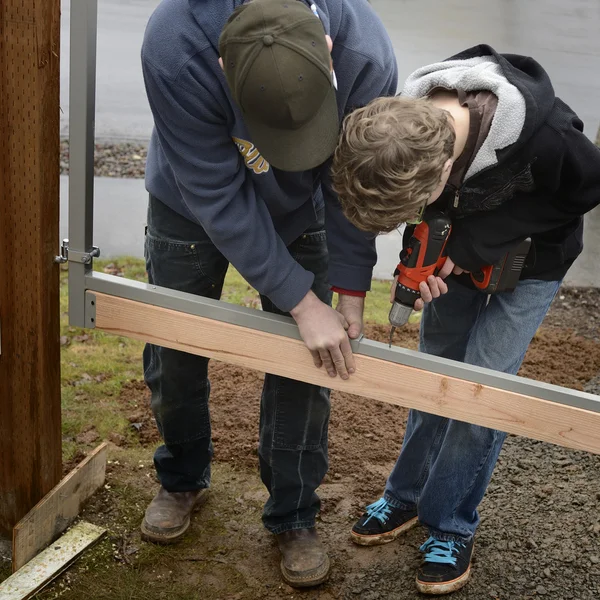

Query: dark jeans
143,195,332,534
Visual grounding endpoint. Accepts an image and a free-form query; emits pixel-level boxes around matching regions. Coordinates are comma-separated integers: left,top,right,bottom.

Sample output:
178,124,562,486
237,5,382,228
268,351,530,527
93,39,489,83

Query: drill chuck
388,301,413,328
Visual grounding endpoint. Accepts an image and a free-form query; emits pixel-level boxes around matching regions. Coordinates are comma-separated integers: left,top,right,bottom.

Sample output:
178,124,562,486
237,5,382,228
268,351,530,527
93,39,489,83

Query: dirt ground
15,287,600,599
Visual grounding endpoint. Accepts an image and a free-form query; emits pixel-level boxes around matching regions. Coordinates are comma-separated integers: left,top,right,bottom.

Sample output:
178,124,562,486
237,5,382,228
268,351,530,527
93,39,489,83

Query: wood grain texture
93,292,600,455
0,0,62,534
0,522,105,599
12,444,108,572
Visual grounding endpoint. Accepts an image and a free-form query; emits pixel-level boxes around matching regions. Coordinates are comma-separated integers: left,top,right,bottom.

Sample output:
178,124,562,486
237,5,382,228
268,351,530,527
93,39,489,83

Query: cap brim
243,85,339,172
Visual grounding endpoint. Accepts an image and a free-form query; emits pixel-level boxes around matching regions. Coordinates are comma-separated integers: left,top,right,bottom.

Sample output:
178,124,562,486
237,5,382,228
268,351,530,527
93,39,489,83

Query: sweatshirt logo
232,137,270,175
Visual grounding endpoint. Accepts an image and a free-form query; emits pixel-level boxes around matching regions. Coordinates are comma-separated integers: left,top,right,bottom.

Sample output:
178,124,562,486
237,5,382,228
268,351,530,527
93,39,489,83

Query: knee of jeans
272,390,331,451
444,421,503,459
150,380,211,444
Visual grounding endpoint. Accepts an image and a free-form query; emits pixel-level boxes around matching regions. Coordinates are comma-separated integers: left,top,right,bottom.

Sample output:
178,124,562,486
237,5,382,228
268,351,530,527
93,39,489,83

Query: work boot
141,486,209,544
276,528,330,588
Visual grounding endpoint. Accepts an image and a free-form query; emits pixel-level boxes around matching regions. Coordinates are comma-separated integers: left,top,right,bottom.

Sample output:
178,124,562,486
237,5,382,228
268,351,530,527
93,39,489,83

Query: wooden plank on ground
0,0,62,535
12,443,108,572
0,522,105,600
92,292,600,455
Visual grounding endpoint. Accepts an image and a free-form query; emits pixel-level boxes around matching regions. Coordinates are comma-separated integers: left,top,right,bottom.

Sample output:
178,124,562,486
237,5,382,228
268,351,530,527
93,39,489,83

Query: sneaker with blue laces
416,535,474,595
350,497,418,546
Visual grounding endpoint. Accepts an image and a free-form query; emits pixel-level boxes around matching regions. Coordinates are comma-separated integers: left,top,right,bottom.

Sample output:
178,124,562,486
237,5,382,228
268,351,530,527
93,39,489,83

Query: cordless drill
388,212,452,345
388,212,531,345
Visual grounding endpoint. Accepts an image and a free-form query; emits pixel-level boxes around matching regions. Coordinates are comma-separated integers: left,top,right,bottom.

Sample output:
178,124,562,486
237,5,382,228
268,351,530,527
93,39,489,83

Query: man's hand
336,294,364,340
290,290,355,380
390,273,448,312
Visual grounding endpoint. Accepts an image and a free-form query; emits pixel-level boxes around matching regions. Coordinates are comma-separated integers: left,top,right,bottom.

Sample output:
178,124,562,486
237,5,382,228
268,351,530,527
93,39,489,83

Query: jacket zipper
450,157,505,210
445,183,461,209
447,154,507,212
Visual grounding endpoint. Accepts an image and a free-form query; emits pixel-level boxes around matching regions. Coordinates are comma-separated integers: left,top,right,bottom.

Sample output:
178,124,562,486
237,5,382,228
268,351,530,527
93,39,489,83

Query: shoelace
420,536,465,566
363,497,393,525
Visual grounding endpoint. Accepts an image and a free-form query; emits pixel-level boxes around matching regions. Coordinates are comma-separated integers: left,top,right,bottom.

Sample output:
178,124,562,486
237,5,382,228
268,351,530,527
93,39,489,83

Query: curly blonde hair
331,96,456,233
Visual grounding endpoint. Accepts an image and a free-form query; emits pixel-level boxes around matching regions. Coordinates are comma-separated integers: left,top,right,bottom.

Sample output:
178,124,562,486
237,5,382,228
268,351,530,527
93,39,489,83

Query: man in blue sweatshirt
140,0,397,587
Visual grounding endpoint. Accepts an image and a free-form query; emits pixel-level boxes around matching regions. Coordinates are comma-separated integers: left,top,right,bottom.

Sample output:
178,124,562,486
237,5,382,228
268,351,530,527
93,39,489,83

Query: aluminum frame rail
68,0,98,327
85,272,600,415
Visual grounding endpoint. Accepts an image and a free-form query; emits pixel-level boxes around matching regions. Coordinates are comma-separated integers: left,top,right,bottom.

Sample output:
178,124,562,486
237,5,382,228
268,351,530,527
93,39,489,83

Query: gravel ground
60,130,599,179
60,140,147,179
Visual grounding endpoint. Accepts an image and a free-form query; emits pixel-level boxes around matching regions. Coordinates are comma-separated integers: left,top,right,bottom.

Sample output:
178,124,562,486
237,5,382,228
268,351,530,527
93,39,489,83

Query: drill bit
388,326,396,348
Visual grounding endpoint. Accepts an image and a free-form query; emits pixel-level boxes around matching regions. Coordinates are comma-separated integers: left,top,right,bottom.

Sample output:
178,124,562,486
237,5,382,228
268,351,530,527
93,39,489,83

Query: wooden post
0,0,62,535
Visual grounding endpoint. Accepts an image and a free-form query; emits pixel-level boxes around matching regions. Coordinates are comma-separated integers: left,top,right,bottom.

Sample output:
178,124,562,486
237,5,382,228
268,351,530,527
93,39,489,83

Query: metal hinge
54,239,101,265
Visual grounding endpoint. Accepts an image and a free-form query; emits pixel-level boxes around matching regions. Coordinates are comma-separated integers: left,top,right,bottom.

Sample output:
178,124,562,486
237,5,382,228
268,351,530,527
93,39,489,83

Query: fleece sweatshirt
141,0,397,311
403,45,600,281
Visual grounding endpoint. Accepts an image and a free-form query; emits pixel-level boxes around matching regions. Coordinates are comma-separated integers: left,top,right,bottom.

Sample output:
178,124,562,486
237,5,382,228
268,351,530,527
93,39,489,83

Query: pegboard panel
0,0,62,535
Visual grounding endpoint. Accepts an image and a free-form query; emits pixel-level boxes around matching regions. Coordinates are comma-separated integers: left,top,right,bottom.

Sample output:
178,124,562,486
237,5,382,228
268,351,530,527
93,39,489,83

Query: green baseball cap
219,0,339,172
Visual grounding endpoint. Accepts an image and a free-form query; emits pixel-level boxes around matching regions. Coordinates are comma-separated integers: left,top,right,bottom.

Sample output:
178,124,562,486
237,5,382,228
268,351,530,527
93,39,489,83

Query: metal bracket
85,293,97,329
54,239,100,265
54,239,69,264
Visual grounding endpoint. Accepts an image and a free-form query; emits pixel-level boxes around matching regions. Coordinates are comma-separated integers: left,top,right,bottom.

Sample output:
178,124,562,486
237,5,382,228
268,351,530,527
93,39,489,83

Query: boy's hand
390,274,449,312
291,290,355,380
336,294,364,340
438,256,469,278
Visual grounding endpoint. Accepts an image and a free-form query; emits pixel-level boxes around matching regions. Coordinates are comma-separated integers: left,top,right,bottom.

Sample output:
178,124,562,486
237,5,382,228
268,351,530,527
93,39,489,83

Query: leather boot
141,486,209,544
276,528,330,588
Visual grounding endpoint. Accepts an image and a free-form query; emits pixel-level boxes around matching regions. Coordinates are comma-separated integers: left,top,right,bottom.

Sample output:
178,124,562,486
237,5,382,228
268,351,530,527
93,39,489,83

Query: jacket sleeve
322,59,398,292
142,59,314,312
447,118,600,272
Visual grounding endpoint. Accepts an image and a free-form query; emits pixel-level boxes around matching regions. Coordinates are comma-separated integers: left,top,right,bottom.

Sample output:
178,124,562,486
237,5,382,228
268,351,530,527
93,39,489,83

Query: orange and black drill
388,211,531,345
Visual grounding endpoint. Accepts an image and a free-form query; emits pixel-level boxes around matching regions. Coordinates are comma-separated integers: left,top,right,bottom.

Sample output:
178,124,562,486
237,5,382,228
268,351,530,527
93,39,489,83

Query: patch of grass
59,262,146,454
57,256,408,461
94,257,148,282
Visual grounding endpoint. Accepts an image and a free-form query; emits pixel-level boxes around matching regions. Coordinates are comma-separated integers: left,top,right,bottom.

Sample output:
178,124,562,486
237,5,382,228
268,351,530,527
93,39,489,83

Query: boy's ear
443,158,453,175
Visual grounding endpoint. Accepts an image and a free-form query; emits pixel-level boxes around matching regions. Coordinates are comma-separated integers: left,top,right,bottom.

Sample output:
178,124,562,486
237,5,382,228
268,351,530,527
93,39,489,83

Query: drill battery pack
470,238,532,294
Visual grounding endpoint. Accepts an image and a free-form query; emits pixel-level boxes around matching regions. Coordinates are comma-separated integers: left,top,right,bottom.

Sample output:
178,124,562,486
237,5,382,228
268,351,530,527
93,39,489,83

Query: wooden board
0,522,105,600
93,292,600,455
0,0,62,534
12,444,108,572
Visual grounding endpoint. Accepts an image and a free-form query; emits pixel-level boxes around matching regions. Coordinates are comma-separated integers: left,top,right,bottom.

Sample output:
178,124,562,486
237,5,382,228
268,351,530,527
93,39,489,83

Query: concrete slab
60,176,148,259
371,0,600,142
60,0,160,142
565,207,600,287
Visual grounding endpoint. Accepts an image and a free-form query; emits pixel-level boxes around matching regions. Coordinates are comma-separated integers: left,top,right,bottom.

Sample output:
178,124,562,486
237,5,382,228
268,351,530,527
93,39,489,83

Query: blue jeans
143,195,332,534
384,276,561,541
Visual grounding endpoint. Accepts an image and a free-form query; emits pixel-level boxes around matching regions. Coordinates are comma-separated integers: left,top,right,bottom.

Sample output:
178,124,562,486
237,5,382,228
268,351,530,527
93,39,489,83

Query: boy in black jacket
331,44,600,595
